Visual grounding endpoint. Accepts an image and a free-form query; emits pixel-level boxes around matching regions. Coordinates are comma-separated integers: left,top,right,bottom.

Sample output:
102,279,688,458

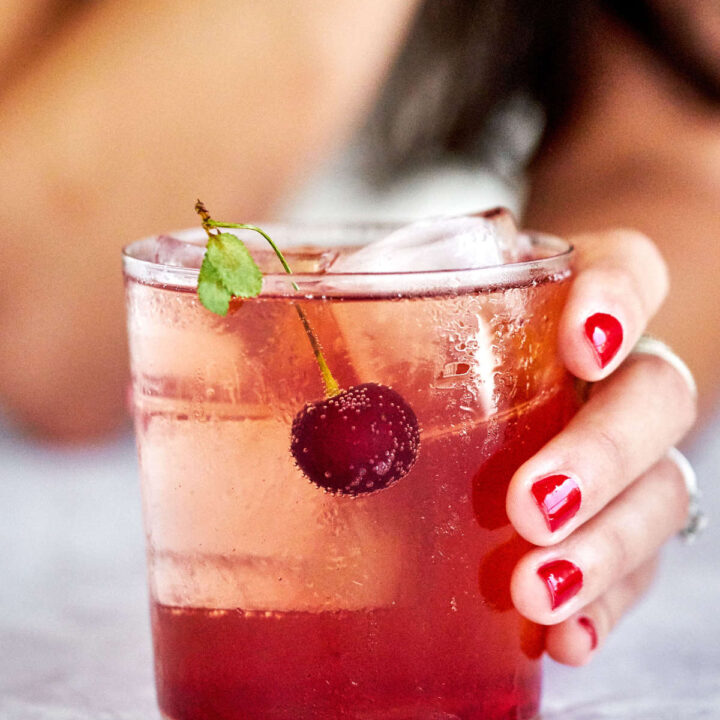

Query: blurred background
2,0,719,717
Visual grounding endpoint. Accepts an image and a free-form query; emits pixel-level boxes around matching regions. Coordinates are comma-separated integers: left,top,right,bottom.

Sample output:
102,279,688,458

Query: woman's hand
507,229,697,665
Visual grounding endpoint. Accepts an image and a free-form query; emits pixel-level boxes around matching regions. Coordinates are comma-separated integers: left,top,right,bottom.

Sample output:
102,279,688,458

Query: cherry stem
195,201,340,398
292,305,340,398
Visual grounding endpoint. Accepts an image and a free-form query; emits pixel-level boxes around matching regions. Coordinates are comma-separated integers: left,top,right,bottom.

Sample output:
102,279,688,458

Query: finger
560,229,669,381
545,557,659,666
507,352,697,545
511,455,689,625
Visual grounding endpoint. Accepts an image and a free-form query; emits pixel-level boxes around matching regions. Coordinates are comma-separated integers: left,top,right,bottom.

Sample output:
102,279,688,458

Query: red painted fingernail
578,616,598,650
584,313,623,368
531,474,582,532
537,559,583,610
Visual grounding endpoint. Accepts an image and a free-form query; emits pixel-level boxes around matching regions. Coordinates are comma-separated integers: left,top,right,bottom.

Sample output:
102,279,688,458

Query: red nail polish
537,559,583,610
584,313,623,368
531,474,582,532
578,616,598,650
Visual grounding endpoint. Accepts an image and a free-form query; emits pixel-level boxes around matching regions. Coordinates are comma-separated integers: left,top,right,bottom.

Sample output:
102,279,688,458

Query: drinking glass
123,220,575,720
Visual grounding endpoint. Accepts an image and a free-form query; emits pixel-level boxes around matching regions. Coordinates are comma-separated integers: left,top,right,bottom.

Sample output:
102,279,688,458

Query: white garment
283,144,524,222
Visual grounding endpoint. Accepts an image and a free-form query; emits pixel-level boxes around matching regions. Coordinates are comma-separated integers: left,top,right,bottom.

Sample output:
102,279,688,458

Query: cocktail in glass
123,217,575,720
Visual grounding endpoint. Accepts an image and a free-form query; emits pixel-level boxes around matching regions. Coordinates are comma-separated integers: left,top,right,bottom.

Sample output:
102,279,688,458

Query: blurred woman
0,0,716,666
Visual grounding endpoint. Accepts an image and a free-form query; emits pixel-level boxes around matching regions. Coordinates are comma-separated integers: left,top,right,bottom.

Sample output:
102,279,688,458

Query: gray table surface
2,415,719,720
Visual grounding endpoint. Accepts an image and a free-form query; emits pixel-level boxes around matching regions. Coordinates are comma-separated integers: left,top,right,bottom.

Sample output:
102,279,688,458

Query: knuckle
587,562,658,644
634,353,698,431
590,594,616,638
592,425,630,486
600,520,631,573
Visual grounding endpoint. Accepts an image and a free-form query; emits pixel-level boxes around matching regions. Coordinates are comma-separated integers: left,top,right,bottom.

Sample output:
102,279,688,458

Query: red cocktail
123,219,574,720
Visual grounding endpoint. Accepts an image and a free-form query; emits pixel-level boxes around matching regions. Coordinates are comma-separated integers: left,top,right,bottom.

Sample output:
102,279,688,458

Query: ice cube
329,208,520,273
328,291,498,430
325,212,524,426
141,416,409,612
150,234,206,269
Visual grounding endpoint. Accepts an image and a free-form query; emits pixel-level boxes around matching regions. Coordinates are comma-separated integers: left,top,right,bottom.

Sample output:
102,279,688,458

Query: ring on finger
631,334,697,399
666,447,708,544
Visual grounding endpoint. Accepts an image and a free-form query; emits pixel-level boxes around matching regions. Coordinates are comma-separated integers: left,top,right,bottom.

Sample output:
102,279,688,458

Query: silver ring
631,334,697,399
666,447,707,544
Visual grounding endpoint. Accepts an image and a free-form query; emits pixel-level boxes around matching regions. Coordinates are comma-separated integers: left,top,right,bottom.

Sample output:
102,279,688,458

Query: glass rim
122,223,573,298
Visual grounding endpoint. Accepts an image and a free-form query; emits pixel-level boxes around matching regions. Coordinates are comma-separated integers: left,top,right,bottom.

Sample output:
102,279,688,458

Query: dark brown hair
368,0,597,180
368,0,718,181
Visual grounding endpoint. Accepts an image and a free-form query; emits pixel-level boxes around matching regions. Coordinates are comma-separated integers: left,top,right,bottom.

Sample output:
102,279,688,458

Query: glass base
160,705,539,720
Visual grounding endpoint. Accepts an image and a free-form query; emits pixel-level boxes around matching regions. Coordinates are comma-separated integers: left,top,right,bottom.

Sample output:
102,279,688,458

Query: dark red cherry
290,382,420,495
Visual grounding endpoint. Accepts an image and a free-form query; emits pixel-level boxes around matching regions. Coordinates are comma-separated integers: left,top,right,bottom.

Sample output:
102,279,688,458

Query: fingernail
531,474,582,532
537,559,583,610
584,313,623,368
578,616,598,650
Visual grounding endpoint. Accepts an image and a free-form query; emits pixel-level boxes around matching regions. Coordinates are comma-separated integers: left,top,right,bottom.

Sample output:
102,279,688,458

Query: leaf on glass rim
198,254,232,316
205,232,263,298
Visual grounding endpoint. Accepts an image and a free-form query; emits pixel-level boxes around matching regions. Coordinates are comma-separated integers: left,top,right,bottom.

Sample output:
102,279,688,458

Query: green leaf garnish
205,232,263,298
194,200,263,316
197,254,232,316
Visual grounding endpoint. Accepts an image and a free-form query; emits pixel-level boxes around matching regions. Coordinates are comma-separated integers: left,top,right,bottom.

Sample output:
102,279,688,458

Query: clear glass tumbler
123,220,575,720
